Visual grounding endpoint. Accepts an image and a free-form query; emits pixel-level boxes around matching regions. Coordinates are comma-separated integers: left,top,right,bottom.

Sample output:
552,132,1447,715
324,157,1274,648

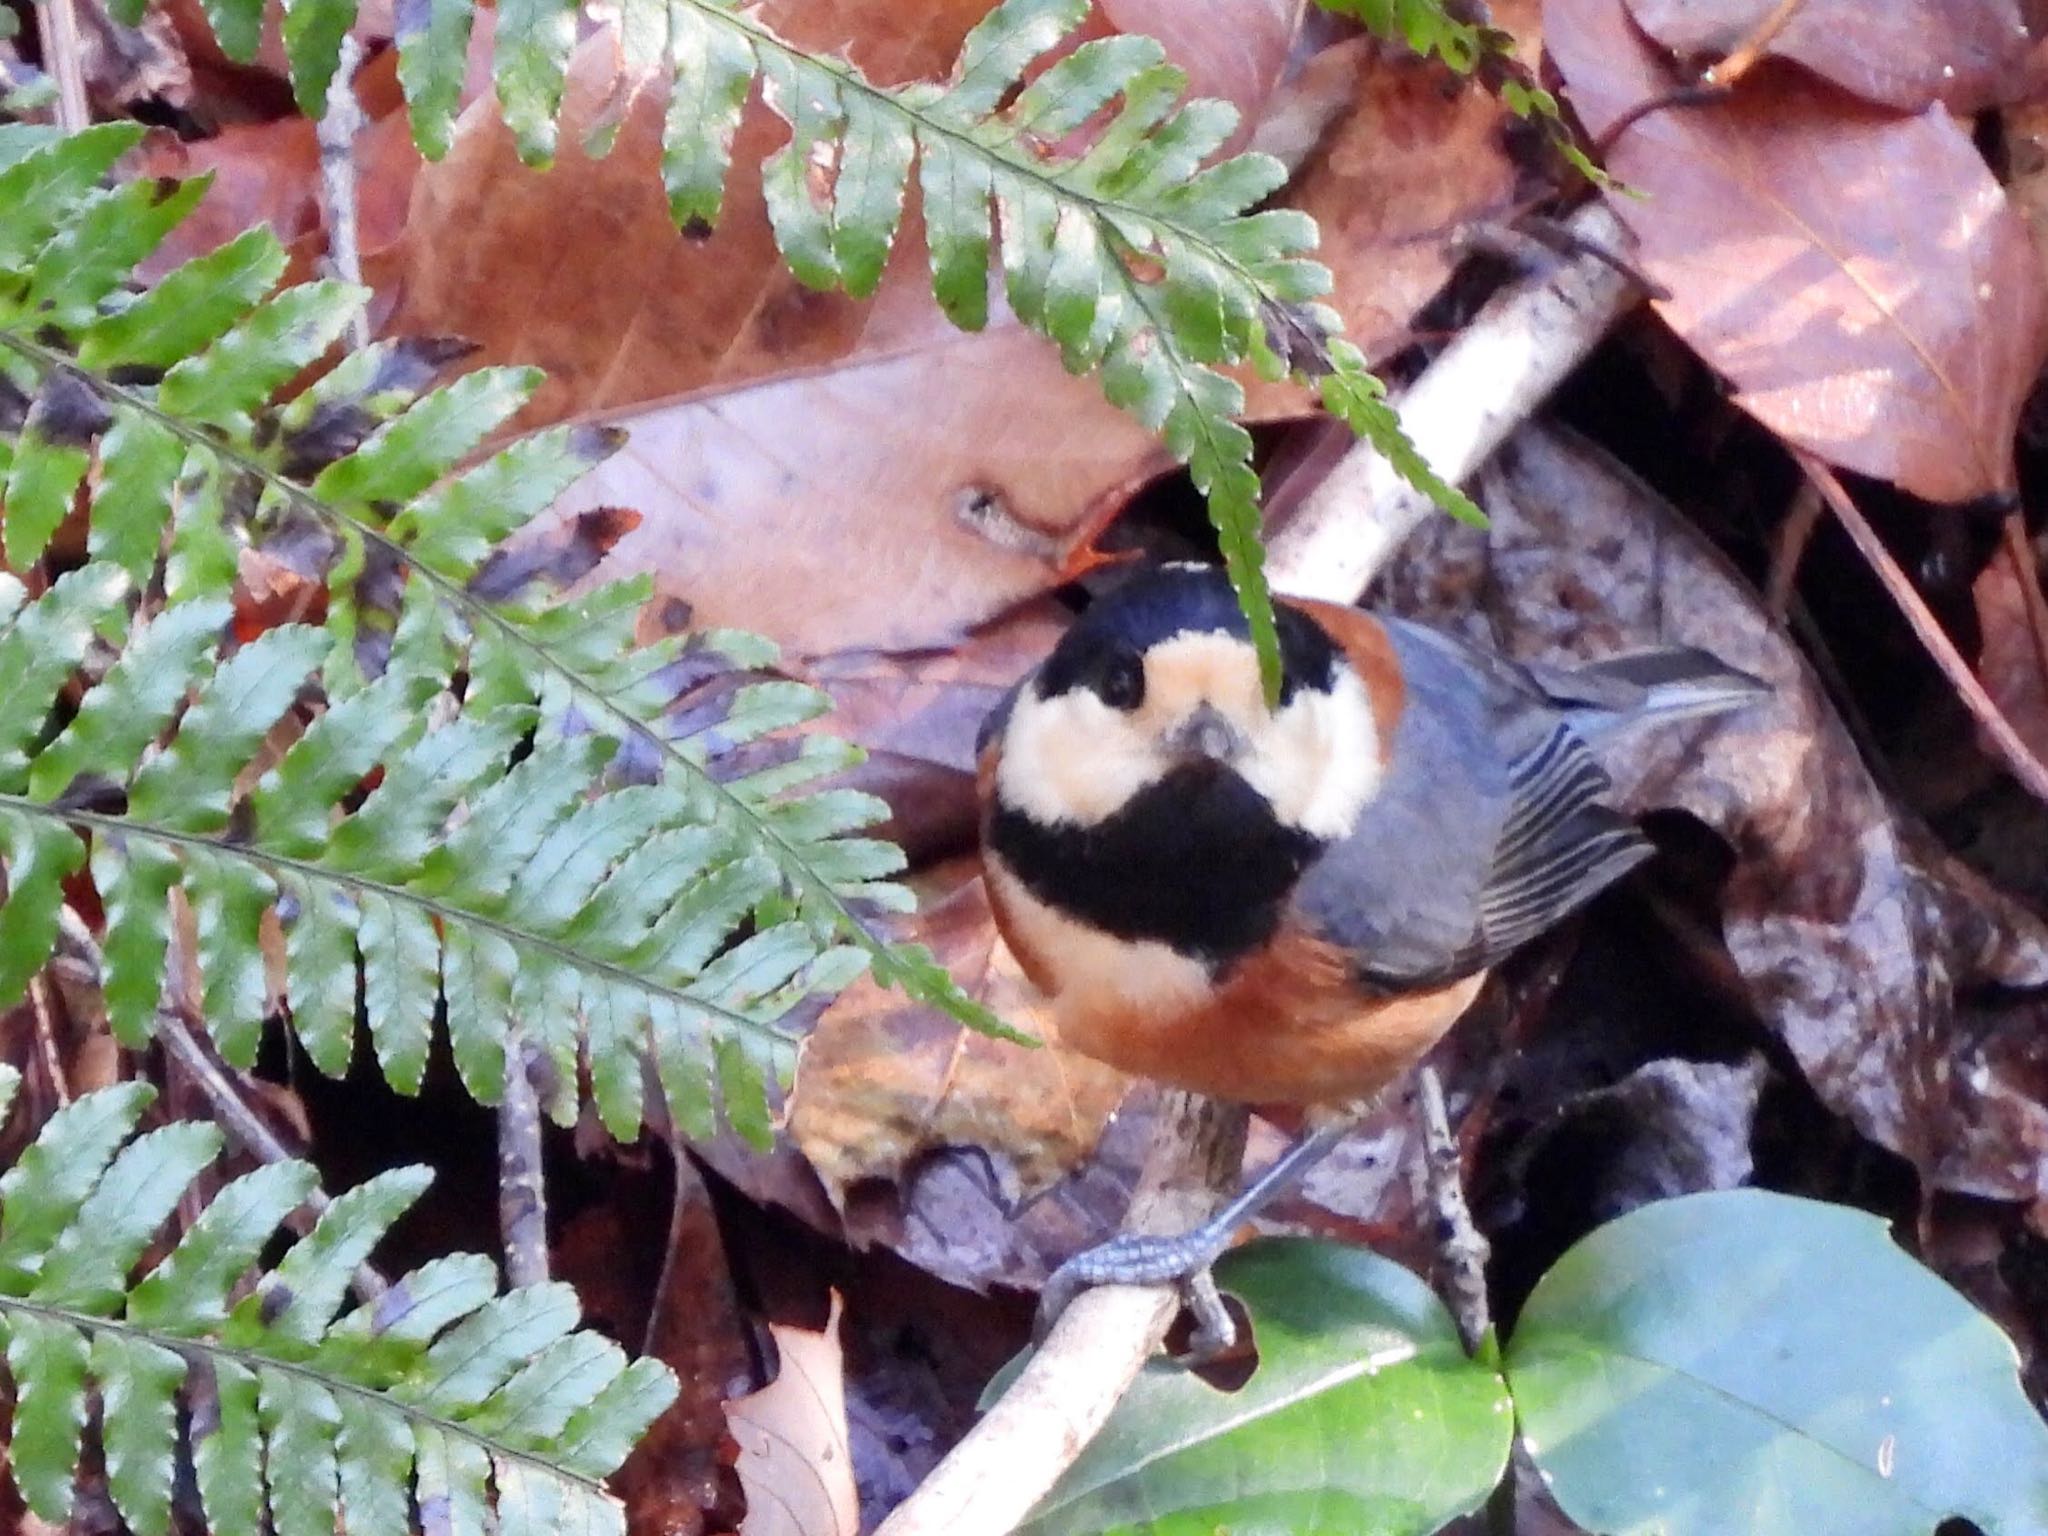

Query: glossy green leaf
1509,1190,2048,1536
1018,1240,1514,1535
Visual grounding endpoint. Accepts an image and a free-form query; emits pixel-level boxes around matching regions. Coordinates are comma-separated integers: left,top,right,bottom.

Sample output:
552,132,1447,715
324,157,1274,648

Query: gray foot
1035,1228,1238,1362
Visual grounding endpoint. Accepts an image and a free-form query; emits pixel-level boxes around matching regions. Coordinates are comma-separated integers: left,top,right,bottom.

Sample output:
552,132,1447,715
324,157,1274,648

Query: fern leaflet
0,1067,676,1536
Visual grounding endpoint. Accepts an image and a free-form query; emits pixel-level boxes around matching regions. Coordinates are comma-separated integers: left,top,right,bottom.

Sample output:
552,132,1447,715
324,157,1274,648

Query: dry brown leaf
1549,0,2048,503
1251,35,1522,408
1975,536,2048,760
1625,0,2042,113
385,1,1302,655
128,46,421,286
796,599,1070,861
789,863,1130,1215
1380,419,2048,1203
727,1293,859,1536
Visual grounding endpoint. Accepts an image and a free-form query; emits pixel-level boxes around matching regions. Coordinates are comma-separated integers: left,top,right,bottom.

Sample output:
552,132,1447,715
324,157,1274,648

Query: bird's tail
1531,647,1771,740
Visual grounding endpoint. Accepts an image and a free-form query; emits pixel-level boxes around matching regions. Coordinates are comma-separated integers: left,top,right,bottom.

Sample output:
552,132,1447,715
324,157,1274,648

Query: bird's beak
1164,701,1247,764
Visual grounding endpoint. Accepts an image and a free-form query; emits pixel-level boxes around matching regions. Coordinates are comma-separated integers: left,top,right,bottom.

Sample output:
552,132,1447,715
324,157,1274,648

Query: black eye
1096,652,1144,711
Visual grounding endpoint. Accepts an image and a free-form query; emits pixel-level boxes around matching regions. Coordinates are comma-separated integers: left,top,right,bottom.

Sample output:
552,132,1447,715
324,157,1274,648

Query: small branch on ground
318,35,370,350
497,1034,551,1288
31,0,89,131
1704,0,1809,88
874,1093,1248,1536
1268,199,1645,604
1415,1066,1491,1353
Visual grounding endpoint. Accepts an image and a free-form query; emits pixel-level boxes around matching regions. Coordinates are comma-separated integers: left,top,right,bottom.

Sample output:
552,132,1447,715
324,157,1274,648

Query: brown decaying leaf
789,863,1129,1218
1240,34,1522,423
726,1293,860,1536
794,599,1069,862
1381,420,2048,1205
1624,0,2043,113
1976,534,2048,762
1548,0,2048,503
385,1,1300,656
127,44,421,286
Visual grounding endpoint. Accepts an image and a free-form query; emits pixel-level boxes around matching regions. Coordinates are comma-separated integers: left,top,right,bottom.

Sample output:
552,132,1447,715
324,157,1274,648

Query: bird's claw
1034,1229,1239,1364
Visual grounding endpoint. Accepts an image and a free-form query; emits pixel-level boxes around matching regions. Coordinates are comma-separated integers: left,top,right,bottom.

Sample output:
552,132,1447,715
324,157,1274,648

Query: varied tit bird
976,562,1766,1353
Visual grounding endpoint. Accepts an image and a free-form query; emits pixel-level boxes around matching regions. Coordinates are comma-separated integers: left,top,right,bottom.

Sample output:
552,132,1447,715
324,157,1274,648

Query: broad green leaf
1508,1190,2048,1536
34,1122,223,1313
0,1081,155,1289
1017,1240,1513,1535
0,123,146,270
90,411,186,579
494,0,576,162
0,809,85,1006
27,176,210,325
5,1314,91,1522
28,600,230,803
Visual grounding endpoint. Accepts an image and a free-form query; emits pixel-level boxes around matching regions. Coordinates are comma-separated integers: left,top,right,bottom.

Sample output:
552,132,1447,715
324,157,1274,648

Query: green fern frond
0,130,1017,1146
0,1066,676,1536
136,0,1487,698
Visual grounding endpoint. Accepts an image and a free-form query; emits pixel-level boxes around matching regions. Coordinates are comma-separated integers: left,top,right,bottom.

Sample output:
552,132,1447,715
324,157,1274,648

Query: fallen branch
1268,198,1642,602
873,1093,1247,1536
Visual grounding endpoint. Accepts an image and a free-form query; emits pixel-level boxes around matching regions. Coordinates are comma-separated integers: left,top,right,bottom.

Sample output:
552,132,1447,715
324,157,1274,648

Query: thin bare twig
1800,454,2048,806
1416,1066,1490,1353
1703,0,1809,88
31,0,89,131
28,974,70,1104
497,1035,551,1288
318,34,370,350
874,1094,1247,1536
1764,480,1824,620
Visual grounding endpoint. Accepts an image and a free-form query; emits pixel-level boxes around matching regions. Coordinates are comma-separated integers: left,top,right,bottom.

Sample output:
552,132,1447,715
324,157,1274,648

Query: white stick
1269,199,1640,602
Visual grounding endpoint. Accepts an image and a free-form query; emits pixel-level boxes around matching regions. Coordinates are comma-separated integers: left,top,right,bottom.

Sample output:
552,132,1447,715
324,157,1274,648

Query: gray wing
1291,620,1653,988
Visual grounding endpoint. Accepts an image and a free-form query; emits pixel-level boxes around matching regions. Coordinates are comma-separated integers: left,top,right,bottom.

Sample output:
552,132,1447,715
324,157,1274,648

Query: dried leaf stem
1800,454,2048,807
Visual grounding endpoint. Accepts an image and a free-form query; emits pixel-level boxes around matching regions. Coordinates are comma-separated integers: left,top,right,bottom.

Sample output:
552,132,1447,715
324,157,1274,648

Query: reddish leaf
1624,0,2044,113
1550,0,2048,502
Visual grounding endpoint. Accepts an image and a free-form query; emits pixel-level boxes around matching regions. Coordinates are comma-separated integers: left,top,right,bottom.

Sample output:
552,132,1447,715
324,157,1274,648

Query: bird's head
990,565,1387,842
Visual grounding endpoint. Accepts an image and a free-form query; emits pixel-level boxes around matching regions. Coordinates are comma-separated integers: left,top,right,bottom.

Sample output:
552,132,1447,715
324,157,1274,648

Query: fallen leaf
1379,420,2048,1203
385,0,1300,655
727,1292,860,1536
128,46,422,285
789,863,1130,1220
796,599,1070,861
1975,536,2048,762
1250,34,1522,408
1549,0,2048,502
1624,0,2043,113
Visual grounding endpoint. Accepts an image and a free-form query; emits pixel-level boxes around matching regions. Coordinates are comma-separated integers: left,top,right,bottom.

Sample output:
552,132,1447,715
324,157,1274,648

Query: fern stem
0,788,797,1048
0,1291,613,1498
